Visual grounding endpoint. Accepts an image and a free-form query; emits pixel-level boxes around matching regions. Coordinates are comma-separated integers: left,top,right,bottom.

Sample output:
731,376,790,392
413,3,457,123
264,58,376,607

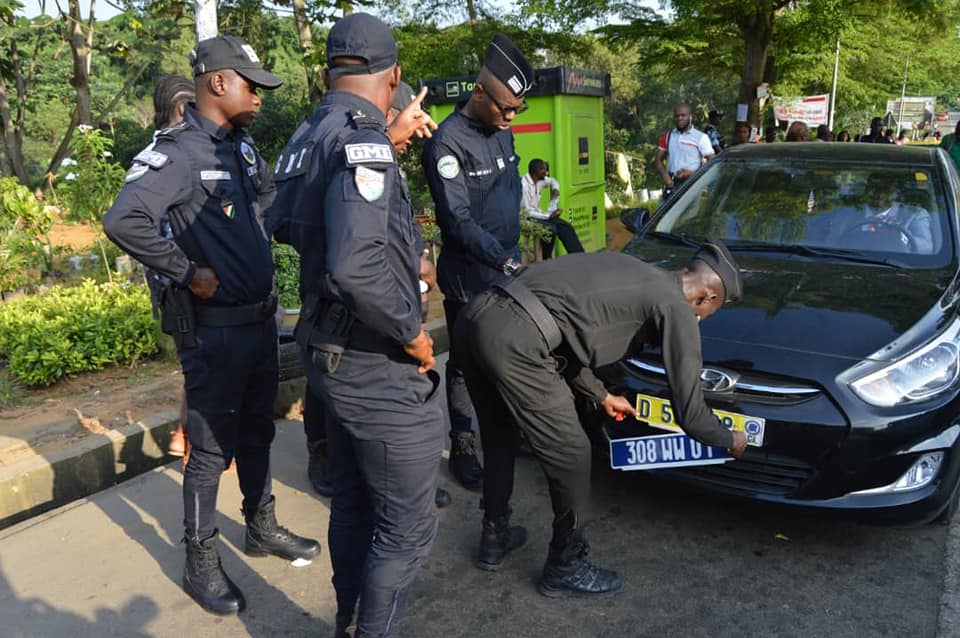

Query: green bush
0,280,159,386
272,242,301,309
0,178,54,292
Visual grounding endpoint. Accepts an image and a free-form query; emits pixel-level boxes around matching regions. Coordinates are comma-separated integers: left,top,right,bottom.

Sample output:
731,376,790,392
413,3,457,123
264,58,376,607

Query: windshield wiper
647,231,702,249
727,242,903,267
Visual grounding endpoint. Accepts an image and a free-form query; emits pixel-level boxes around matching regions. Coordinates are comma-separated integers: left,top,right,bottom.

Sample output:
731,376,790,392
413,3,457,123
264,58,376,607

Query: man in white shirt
521,159,584,258
654,102,715,195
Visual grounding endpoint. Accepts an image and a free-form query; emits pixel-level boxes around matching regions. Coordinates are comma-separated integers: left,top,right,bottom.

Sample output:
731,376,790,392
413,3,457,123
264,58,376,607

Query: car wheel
278,338,304,381
935,480,960,525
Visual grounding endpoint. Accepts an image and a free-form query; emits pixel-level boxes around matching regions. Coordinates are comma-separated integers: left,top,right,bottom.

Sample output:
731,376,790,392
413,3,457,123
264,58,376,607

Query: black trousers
302,347,444,637
179,321,277,541
303,384,326,443
454,290,592,525
536,218,585,259
441,297,476,436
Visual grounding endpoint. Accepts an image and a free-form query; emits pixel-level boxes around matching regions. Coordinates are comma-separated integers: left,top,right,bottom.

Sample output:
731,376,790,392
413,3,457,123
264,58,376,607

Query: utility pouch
159,285,197,350
295,294,355,374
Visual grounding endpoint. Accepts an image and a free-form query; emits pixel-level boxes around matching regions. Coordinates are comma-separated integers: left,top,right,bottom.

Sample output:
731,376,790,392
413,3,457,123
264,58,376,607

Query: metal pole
897,57,909,131
829,37,840,131
194,0,218,41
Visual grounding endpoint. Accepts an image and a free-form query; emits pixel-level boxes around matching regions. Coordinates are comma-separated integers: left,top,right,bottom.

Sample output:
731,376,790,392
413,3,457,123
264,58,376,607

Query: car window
654,160,953,265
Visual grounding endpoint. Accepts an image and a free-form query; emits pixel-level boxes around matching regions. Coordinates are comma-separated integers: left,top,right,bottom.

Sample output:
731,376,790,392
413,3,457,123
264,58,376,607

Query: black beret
390,81,417,112
693,240,742,304
326,13,398,76
483,34,533,98
190,36,282,89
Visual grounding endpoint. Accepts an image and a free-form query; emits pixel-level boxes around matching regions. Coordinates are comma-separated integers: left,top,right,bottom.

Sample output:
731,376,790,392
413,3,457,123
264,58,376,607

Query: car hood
625,239,957,362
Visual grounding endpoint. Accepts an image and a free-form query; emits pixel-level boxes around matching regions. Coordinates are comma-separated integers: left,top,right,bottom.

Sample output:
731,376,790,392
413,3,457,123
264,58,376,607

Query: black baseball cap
483,34,533,98
693,240,743,304
190,35,282,89
326,13,398,76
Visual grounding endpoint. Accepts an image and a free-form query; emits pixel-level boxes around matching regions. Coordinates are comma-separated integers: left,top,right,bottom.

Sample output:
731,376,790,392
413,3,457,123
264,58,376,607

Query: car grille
659,450,814,497
622,357,822,405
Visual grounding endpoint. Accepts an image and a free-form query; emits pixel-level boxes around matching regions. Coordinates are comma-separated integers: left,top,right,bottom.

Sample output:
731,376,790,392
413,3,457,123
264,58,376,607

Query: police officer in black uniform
422,34,534,490
103,36,320,616
453,245,749,597
269,14,443,637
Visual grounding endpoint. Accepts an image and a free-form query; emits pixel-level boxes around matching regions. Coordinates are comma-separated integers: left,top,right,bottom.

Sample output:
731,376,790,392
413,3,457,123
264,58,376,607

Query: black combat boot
333,613,355,638
183,529,245,615
477,512,528,571
244,495,322,561
449,431,483,490
307,439,334,497
538,515,623,598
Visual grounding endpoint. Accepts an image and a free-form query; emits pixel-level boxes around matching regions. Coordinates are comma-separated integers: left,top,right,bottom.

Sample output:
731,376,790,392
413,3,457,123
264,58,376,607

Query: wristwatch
502,260,520,276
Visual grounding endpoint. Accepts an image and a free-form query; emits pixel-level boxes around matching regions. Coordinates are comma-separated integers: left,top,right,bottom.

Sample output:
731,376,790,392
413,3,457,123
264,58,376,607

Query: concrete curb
938,514,960,637
0,318,449,530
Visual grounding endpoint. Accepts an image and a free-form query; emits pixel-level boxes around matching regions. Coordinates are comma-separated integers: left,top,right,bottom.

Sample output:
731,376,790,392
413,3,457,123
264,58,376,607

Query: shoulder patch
124,163,150,183
437,155,460,179
344,143,393,166
133,148,169,169
273,141,315,181
354,165,386,202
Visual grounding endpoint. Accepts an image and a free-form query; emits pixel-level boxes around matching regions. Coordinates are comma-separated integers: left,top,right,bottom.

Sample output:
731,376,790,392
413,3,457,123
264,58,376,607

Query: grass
0,368,24,409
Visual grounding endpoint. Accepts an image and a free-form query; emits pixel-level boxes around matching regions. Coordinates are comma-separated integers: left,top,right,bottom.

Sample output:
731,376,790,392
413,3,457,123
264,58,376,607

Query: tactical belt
195,294,277,327
494,277,562,350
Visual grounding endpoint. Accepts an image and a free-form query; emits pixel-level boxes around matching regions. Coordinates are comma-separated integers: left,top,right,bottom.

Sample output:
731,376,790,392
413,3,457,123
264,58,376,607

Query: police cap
693,240,742,304
483,34,533,98
391,81,417,112
190,36,282,90
326,13,398,76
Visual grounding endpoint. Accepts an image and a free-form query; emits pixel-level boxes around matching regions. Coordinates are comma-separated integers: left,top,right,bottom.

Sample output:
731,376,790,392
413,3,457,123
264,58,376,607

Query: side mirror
620,207,650,233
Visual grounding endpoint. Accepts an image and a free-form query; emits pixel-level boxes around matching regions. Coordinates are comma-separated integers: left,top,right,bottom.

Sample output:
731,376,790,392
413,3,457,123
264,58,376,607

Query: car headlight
850,320,960,407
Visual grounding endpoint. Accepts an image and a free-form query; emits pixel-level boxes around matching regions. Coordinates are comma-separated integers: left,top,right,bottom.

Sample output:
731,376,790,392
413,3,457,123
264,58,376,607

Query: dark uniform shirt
517,251,734,449
423,104,522,295
103,106,274,306
268,91,421,347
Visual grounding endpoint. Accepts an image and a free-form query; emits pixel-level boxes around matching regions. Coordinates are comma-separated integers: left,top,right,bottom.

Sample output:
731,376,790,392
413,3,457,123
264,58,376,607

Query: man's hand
386,86,437,150
404,328,435,374
188,267,219,299
729,430,748,459
600,393,637,421
549,208,562,220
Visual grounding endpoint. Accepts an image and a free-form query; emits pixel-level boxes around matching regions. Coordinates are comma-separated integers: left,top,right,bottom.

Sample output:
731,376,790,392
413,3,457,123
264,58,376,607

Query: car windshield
652,159,954,266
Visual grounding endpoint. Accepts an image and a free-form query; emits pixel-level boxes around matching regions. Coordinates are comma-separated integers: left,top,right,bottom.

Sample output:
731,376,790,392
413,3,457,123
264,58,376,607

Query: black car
596,142,960,524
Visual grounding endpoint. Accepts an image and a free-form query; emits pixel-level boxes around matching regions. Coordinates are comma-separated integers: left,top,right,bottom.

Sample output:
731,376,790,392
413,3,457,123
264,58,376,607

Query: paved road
0,414,950,638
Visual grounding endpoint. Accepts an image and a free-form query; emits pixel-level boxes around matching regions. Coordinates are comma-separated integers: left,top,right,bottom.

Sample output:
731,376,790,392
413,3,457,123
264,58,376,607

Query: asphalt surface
0,369,954,637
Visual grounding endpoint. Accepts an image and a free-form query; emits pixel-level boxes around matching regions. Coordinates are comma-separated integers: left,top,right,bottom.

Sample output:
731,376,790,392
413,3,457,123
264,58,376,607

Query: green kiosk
422,67,611,254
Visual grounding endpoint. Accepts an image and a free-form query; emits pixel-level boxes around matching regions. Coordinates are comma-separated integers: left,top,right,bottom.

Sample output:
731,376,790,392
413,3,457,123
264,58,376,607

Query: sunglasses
479,82,528,116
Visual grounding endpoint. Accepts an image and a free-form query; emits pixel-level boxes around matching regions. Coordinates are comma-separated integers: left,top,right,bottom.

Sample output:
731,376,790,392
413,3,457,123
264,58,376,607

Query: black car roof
722,142,942,167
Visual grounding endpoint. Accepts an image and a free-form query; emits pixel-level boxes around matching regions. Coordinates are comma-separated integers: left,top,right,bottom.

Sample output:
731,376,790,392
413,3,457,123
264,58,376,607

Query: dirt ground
0,217,636,464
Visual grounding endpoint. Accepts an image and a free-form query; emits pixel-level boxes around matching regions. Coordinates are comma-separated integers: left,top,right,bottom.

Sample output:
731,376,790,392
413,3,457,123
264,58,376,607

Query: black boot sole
183,577,246,615
476,556,506,572
244,542,321,561
537,579,625,599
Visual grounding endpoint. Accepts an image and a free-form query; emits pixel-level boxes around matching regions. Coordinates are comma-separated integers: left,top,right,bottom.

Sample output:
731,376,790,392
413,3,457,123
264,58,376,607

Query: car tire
278,338,304,381
935,480,960,525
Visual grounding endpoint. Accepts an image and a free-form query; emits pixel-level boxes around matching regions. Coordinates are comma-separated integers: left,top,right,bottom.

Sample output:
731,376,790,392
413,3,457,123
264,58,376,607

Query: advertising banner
774,94,829,126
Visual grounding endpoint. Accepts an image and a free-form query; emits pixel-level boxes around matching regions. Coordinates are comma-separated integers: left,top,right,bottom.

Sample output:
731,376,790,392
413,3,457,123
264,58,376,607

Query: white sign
774,94,829,126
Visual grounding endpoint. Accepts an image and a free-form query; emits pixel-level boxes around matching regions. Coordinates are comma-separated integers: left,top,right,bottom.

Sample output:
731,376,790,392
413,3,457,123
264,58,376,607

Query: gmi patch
345,143,393,165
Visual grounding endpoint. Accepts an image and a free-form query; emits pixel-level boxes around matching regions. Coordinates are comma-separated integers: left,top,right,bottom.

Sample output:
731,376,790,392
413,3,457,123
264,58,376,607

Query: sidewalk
0,318,449,530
